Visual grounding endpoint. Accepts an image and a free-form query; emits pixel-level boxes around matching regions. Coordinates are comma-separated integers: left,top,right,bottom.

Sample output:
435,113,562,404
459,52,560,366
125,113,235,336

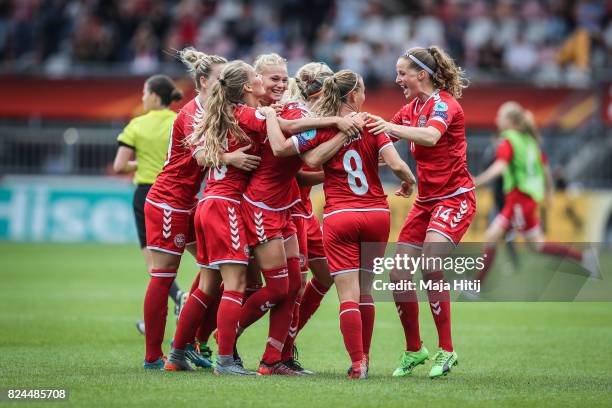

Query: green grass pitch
1,243,611,407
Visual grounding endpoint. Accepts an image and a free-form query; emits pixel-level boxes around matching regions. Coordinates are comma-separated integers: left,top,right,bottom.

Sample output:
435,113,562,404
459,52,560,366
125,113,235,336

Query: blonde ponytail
187,60,252,167
178,47,227,91
315,70,360,117
285,62,333,103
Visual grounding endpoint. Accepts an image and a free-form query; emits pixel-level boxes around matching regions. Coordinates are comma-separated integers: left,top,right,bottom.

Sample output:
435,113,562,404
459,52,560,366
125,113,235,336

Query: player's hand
395,180,415,198
270,103,284,114
223,145,261,171
366,114,392,135
258,106,277,118
336,116,362,139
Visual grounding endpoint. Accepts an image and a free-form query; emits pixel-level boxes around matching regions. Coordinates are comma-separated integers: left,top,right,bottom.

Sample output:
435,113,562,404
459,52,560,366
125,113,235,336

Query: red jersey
243,102,310,210
147,97,206,211
292,121,393,216
292,164,320,216
201,105,267,202
390,90,474,202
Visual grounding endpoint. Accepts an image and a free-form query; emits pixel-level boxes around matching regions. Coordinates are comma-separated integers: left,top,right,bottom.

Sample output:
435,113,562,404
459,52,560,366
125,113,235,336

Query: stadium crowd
0,0,610,85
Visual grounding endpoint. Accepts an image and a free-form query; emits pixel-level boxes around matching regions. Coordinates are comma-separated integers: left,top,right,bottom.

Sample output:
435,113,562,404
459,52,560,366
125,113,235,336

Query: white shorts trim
199,195,241,204
416,186,475,203
308,256,327,262
242,194,301,212
208,259,249,267
196,263,220,270
283,233,296,243
291,212,314,219
425,228,457,246
323,208,390,219
330,268,359,277
146,246,183,256
145,198,193,213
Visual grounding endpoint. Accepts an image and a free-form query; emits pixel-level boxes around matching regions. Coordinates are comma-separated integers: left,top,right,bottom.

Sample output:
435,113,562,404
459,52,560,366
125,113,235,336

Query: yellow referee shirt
116,108,176,185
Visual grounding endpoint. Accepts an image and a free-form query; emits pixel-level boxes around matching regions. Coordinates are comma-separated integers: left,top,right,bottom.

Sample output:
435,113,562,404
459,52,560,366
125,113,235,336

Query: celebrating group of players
124,44,478,379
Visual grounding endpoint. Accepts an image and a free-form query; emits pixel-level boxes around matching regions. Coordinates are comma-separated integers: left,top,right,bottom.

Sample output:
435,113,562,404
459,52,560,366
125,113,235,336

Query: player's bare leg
391,243,429,377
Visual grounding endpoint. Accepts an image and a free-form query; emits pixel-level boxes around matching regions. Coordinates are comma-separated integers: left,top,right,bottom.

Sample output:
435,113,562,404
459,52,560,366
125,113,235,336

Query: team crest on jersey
174,233,186,248
418,114,427,127
244,245,250,257
434,101,448,112
299,253,307,268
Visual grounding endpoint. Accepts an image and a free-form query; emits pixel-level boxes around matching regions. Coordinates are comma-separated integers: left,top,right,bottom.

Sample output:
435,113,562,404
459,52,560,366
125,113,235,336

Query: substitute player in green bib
474,101,598,284
113,74,185,334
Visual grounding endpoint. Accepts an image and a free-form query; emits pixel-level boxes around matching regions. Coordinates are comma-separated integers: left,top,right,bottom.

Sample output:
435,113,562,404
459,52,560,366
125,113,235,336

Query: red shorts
241,200,297,247
496,189,540,236
294,214,327,271
398,191,476,246
322,210,390,276
144,200,195,255
195,198,250,269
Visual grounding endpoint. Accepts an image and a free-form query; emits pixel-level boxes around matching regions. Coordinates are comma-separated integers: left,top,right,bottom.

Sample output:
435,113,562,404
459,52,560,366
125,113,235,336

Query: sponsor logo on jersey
174,233,186,248
418,114,427,127
434,101,448,112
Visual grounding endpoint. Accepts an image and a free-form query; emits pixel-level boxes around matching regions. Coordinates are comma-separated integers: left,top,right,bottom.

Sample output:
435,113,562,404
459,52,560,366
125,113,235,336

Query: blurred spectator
0,0,608,87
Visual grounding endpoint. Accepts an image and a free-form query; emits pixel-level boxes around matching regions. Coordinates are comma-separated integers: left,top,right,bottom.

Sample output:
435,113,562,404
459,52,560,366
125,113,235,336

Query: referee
113,74,184,334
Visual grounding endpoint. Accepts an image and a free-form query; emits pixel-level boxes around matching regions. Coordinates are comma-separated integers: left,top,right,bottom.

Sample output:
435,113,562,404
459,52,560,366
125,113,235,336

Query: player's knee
422,269,444,283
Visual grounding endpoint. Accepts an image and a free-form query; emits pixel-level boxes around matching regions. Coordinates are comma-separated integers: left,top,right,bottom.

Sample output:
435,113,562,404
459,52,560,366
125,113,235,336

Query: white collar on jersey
413,89,441,116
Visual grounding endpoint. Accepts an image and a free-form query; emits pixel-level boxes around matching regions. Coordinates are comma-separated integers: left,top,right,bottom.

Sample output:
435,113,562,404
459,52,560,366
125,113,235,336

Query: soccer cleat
135,320,145,335
214,356,256,376
257,361,303,376
185,343,213,368
429,349,458,378
283,358,314,375
392,346,429,377
143,356,166,370
283,345,314,375
199,342,213,361
581,248,601,279
347,357,368,379
164,350,195,372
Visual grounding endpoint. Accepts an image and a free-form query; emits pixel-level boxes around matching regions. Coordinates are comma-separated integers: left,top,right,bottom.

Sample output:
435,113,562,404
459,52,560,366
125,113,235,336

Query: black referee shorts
133,184,152,248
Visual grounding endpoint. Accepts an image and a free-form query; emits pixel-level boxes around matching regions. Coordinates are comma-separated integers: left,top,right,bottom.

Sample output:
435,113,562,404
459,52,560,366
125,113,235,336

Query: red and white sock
239,265,289,331
196,291,220,344
297,278,329,332
143,269,176,362
339,301,363,364
216,290,244,357
424,271,453,352
262,257,301,364
359,295,375,357
188,272,200,296
393,287,422,352
173,289,214,351
281,295,302,361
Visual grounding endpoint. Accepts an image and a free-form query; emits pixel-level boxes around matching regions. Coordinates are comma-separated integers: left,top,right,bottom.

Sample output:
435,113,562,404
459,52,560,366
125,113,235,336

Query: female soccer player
140,49,235,370
366,46,475,378
474,101,598,282
282,62,335,370
238,54,363,375
113,74,183,340
267,69,416,379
